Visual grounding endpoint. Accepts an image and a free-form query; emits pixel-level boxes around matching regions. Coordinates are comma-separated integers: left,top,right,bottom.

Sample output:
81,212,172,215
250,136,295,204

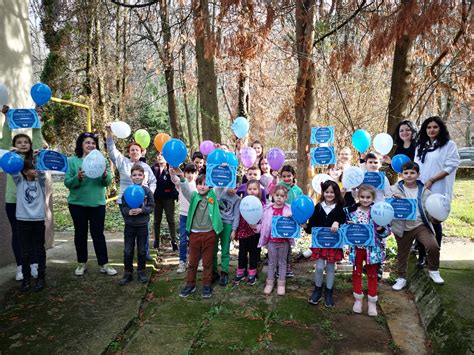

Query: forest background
29,0,472,193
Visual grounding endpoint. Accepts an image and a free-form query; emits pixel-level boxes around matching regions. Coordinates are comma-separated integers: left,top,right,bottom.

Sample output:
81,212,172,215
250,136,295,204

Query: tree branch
110,0,159,8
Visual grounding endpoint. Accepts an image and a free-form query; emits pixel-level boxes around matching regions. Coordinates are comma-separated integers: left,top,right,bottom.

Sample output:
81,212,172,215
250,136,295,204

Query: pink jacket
257,203,295,248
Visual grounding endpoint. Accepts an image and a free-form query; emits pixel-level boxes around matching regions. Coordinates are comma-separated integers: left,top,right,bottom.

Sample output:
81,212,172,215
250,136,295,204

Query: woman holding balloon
65,132,116,276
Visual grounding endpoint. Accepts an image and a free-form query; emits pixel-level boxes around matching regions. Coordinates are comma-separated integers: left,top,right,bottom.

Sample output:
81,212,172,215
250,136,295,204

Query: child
303,181,346,307
12,159,46,292
258,157,272,190
363,152,392,203
327,163,343,183
192,151,206,175
236,165,268,203
338,147,353,170
390,162,443,289
213,177,241,286
119,164,155,285
344,185,390,316
234,179,263,285
176,173,223,299
258,185,293,296
171,163,198,274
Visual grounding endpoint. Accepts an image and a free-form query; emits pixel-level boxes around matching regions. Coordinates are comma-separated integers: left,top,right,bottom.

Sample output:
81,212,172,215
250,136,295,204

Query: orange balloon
154,133,171,152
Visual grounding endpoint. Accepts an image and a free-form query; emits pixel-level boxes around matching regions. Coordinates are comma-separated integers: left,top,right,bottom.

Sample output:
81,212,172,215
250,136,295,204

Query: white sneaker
31,264,39,279
392,278,407,291
15,266,23,281
75,263,87,276
429,270,444,284
197,260,203,272
177,261,187,274
100,263,117,276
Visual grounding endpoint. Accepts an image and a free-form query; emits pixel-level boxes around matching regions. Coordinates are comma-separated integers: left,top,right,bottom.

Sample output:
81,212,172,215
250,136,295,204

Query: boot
34,274,46,291
368,295,378,317
324,287,335,307
20,278,31,292
352,292,364,314
137,270,148,283
119,272,133,286
277,279,286,296
308,285,323,305
264,279,274,295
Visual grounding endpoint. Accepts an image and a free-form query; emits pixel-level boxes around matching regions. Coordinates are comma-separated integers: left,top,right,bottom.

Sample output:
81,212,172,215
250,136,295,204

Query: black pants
18,220,46,279
153,197,176,247
124,224,148,272
238,234,259,271
68,204,109,265
5,203,23,266
418,223,442,259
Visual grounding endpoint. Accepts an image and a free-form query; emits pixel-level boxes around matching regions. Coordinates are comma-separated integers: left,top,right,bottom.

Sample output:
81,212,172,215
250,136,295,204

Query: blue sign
340,224,375,247
385,198,417,220
312,227,344,248
271,216,300,238
363,172,385,190
7,109,41,129
310,147,336,166
36,150,68,172
206,164,236,188
311,126,335,144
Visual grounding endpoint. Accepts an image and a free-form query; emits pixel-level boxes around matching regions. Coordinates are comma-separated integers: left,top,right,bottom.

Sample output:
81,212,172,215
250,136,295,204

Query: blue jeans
179,214,188,262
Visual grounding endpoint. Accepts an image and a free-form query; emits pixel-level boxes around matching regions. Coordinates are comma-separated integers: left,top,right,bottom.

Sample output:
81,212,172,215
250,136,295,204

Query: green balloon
134,129,150,149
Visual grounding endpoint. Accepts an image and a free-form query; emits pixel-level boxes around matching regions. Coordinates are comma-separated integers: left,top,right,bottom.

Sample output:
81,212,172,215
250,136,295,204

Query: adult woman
384,120,418,163
414,116,460,263
65,133,116,276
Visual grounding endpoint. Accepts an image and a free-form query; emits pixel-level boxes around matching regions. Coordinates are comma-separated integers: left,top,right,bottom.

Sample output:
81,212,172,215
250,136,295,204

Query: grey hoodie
13,171,46,221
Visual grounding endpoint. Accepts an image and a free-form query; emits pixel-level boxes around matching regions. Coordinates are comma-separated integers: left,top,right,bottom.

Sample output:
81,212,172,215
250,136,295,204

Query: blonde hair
357,184,376,200
273,184,288,196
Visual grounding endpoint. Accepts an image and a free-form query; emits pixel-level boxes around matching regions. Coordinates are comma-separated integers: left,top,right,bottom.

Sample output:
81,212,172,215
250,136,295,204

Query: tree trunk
238,60,250,117
195,89,202,143
192,0,221,143
180,46,195,148
294,0,316,195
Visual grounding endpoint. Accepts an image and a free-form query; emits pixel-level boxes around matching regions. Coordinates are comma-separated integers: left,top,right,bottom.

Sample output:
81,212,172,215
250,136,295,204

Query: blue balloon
225,152,239,167
162,138,187,167
291,195,315,224
1,152,24,174
123,185,145,209
207,149,226,165
31,83,52,106
391,154,411,173
231,116,250,139
351,129,371,153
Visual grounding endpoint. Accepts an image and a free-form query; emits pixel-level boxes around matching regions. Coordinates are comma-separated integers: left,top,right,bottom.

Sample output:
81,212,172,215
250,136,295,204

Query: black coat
304,202,346,234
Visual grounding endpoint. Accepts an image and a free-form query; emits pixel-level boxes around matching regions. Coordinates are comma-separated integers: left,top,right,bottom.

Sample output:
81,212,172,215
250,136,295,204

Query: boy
213,177,241,286
390,161,443,290
363,152,392,203
173,172,223,298
119,164,155,285
192,151,206,175
236,165,267,203
171,163,198,273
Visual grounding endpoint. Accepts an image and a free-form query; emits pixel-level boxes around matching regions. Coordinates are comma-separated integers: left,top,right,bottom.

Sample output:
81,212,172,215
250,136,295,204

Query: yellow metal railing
50,97,92,132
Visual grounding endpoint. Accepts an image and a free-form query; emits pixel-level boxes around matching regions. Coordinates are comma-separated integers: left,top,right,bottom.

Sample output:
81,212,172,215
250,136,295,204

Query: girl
258,185,292,296
234,180,263,285
303,181,346,307
258,157,272,191
252,140,265,164
344,185,390,316
327,163,343,183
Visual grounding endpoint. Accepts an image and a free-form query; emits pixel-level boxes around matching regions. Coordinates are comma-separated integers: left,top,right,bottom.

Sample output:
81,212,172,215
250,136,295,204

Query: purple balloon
199,140,215,155
240,147,257,168
266,148,285,171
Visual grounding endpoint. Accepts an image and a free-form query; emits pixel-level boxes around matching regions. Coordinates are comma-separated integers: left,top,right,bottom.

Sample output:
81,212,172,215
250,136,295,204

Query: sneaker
100,264,117,276
219,272,229,287
202,286,212,298
31,264,38,279
416,255,426,269
20,279,31,292
197,260,203,272
119,272,133,286
233,274,245,284
392,278,407,291
179,285,196,298
286,271,294,278
177,261,187,274
172,242,178,251
429,270,444,285
75,263,87,276
15,266,23,281
247,275,257,286
137,271,148,283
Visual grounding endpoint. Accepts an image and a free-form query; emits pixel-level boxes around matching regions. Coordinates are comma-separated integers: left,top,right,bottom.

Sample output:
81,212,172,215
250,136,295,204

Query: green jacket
181,181,223,234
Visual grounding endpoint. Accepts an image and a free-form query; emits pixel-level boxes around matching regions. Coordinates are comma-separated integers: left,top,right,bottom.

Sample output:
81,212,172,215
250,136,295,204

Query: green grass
445,179,474,239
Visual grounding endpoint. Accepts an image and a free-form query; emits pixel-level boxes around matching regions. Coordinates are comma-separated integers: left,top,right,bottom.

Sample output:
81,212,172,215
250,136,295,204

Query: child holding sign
344,185,390,316
258,185,293,296
303,181,346,307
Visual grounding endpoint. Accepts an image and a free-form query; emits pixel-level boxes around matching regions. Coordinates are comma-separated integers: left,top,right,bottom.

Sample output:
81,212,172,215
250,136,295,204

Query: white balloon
303,249,313,258
111,121,131,139
373,133,394,155
311,174,332,194
82,149,106,179
0,83,9,106
426,193,451,222
342,166,365,189
239,195,263,225
371,202,394,226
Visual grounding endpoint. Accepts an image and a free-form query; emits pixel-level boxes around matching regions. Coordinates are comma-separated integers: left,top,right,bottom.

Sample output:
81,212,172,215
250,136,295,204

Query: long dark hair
12,134,33,161
416,116,450,162
75,132,100,157
320,180,343,206
393,120,418,148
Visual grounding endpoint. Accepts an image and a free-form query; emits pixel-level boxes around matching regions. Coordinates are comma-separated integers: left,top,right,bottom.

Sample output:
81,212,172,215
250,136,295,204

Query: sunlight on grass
445,179,474,239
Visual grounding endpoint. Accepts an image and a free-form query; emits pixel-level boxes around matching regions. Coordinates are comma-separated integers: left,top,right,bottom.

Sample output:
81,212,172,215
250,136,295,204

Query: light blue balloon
123,185,145,209
31,83,52,106
371,202,394,227
351,129,371,153
231,116,250,139
1,152,24,174
225,152,239,167
291,195,315,224
162,138,187,168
